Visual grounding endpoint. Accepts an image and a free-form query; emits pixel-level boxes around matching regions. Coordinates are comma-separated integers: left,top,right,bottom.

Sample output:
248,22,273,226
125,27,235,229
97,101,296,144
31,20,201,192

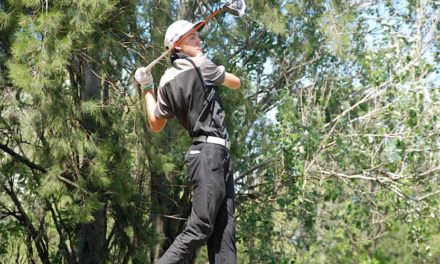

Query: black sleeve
154,83,175,119
198,56,226,86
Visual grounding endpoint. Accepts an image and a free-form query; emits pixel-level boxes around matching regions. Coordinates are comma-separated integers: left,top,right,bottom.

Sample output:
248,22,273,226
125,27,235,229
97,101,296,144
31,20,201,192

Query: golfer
135,20,240,263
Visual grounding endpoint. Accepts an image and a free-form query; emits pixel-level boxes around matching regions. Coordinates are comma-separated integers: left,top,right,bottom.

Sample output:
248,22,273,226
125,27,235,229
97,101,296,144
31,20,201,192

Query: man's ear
174,44,183,52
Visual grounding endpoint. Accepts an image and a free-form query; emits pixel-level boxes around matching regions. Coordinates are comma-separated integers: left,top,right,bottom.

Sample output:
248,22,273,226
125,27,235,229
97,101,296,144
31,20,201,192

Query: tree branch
235,159,277,183
1,179,49,263
0,143,47,173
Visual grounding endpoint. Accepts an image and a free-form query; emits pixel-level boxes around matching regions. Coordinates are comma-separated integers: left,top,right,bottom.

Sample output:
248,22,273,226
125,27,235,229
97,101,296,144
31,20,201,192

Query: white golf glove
135,67,154,90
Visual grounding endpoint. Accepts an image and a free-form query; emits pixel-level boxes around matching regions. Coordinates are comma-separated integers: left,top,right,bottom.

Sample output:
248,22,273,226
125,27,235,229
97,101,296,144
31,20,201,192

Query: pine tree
0,0,155,262
1,0,439,263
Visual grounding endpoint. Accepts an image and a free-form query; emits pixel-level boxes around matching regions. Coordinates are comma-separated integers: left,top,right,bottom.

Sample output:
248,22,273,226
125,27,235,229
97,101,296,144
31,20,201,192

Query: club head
222,0,246,17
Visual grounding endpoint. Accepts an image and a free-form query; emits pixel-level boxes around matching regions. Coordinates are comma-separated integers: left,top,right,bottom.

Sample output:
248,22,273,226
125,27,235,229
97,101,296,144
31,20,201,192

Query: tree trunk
78,207,107,264
73,57,108,264
178,0,195,21
149,0,173,262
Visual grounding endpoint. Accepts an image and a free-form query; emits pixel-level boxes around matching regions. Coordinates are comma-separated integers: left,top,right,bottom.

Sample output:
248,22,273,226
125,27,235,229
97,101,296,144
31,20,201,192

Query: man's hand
135,67,154,90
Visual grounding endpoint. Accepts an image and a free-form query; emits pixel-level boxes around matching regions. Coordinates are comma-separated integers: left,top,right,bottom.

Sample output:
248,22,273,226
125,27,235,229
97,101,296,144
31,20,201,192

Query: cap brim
193,21,205,32
175,21,205,44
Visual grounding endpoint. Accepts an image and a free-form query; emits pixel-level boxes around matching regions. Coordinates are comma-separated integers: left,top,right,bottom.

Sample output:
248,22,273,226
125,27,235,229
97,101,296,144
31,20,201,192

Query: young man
135,20,240,263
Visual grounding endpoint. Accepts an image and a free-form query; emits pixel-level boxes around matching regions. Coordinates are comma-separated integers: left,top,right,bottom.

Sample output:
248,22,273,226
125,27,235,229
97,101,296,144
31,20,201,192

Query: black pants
157,142,236,264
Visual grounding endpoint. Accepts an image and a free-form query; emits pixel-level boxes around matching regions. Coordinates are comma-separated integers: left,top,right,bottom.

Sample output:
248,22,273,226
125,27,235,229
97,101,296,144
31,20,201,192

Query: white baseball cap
164,20,205,49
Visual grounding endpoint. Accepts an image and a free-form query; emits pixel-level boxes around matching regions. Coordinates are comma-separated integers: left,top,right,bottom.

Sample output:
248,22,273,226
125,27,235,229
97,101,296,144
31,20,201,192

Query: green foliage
228,0,440,262
318,2,355,57
0,0,439,263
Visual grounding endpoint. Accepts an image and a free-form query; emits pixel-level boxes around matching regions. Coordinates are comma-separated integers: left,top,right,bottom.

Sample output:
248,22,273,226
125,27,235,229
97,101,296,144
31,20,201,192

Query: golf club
143,0,246,72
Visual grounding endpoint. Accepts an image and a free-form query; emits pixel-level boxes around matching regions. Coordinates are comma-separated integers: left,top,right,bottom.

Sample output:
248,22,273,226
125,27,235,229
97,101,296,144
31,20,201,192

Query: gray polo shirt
154,53,229,139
